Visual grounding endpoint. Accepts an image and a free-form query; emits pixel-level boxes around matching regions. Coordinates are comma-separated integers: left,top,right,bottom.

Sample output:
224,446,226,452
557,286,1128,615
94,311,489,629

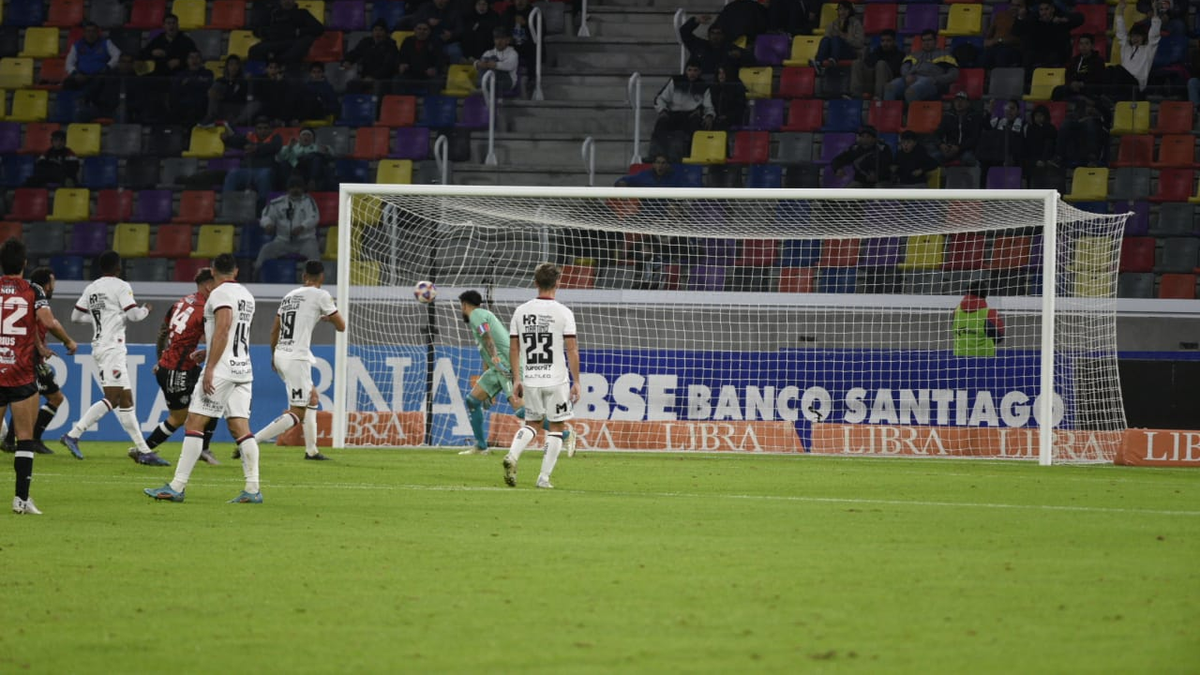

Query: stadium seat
1151,203,1194,237
351,126,390,160
1111,101,1150,135
739,67,772,100
233,223,266,261
0,123,18,154
33,56,64,87
777,266,815,293
5,0,46,27
896,234,945,270
682,131,727,165
390,31,414,49
728,131,769,165
943,4,983,36
390,126,429,160
48,188,89,222
335,158,370,183
24,222,64,258
862,4,898,36
122,155,160,190
297,0,325,22
80,156,119,189
338,94,376,127
350,260,379,285
1024,68,1065,101
190,30,223,60
457,94,488,129
94,189,133,222
817,238,859,267
7,188,48,221
378,95,416,127
1112,135,1154,168
0,222,23,243
866,100,902,134
143,125,187,156
48,254,84,280
19,28,60,59
134,189,173,223
753,33,789,66
170,257,209,282
19,122,58,156
817,267,857,294
156,157,196,187
50,88,80,124
375,159,412,184
1110,168,1150,202
777,66,815,99
782,36,821,67
208,0,246,29
149,223,193,257
417,95,458,128
986,167,1022,190
985,68,1025,102
1064,167,1109,201
307,30,343,62
747,99,784,132
315,126,352,157
173,190,216,224
65,123,101,157
312,192,337,227
258,258,298,284
1152,101,1194,135
123,257,170,281
103,123,143,157
193,224,234,258
1119,236,1156,273
87,0,127,27
944,68,984,100
1072,4,1107,36
770,132,813,164
1150,169,1194,203
1156,237,1200,273
903,101,942,135
1152,135,1197,169
899,4,939,35
810,3,838,35
0,155,34,188
329,1,366,31
126,0,166,29
989,235,1032,270
226,30,259,59
443,64,477,96
1158,273,1196,300
172,0,207,29
181,125,225,158
113,222,151,257
1118,272,1155,298
219,191,258,224
942,232,986,271
822,99,861,133
9,88,46,122
746,164,783,188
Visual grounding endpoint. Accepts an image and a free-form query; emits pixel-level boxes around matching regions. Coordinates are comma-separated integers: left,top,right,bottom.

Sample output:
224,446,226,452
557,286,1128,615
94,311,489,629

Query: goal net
334,186,1129,464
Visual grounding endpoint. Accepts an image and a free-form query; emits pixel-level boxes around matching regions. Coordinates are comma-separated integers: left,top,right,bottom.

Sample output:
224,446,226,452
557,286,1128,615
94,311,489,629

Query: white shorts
188,377,253,419
274,355,313,407
522,382,573,423
94,347,130,389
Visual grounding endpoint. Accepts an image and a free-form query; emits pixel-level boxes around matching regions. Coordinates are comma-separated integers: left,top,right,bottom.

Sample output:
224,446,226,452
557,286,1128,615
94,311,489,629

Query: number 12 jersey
205,281,255,383
509,297,576,387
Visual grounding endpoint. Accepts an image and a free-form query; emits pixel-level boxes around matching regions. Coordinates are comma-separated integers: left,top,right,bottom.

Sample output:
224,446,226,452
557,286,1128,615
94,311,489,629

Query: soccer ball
413,280,438,304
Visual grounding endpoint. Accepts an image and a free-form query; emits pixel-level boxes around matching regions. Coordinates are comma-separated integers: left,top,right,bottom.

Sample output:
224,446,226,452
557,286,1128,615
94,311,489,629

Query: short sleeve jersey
508,297,576,387
0,276,47,387
31,282,50,365
275,286,338,363
468,307,510,371
74,276,138,350
204,281,255,383
158,291,207,371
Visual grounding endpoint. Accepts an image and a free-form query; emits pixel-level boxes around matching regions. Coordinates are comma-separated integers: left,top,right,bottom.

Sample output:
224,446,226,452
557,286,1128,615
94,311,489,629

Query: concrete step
468,134,635,168
539,72,671,103
450,164,627,187
592,0,714,10
581,12,681,40
547,39,679,72
504,106,656,135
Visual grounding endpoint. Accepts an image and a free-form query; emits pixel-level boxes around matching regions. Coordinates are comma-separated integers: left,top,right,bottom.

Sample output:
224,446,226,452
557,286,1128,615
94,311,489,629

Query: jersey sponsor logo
291,388,304,400
555,402,569,414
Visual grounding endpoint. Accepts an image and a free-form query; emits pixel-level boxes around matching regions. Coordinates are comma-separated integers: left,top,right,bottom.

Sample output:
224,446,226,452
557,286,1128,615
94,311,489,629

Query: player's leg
117,387,168,466
253,356,306,445
145,406,188,449
144,368,188,449
536,384,572,489
302,387,327,461
145,379,220,501
200,417,219,464
226,383,262,503
1,411,12,452
62,349,126,458
9,387,43,513
503,386,541,487
31,389,64,453
462,375,496,453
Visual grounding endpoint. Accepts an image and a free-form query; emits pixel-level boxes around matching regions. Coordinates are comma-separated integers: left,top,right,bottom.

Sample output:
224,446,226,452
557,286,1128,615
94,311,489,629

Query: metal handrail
581,136,596,186
626,72,643,165
433,134,449,184
577,0,591,37
672,8,687,74
529,7,545,101
481,70,498,166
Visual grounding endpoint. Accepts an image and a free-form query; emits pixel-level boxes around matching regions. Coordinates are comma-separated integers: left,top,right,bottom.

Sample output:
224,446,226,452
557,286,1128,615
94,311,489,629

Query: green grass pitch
1,443,1197,673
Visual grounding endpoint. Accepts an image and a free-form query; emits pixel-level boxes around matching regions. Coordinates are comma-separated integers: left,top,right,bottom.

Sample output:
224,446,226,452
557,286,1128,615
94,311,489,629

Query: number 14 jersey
275,286,338,363
509,297,576,387
205,281,256,383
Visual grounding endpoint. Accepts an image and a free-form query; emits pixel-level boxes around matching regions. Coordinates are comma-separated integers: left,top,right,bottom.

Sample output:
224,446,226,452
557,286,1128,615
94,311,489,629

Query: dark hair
458,290,483,307
900,130,917,142
534,262,560,291
1077,33,1094,43
82,20,98,29
880,29,896,39
0,239,26,276
967,281,989,299
685,57,702,69
165,13,178,22
492,26,511,39
372,18,389,30
213,253,237,275
921,29,937,39
97,250,121,275
50,130,66,140
29,266,53,289
303,260,325,278
194,266,214,285
287,174,306,189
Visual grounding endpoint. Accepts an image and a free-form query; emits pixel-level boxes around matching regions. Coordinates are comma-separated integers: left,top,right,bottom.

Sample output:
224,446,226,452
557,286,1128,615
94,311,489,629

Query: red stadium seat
945,68,984,100
862,4,898,36
1112,135,1154,168
866,100,902,133
173,257,211,282
350,126,390,160
1149,169,1194,203
209,0,246,29
0,222,23,242
737,239,778,266
903,101,942,135
1158,273,1196,299
558,264,594,289
378,95,417,127
150,224,195,258
20,122,60,155
1152,102,1195,135
777,67,815,99
1072,5,1107,36
307,30,344,62
172,190,216,224
781,99,822,132
1151,135,1197,169
94,189,134,222
126,0,166,29
777,267,815,293
7,188,48,221
942,232,986,271
1119,237,1156,272
818,239,859,267
728,131,769,164
47,0,85,27
989,235,1032,269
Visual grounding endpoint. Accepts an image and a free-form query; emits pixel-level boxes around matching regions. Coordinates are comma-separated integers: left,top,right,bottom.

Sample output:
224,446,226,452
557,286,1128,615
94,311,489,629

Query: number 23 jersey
205,281,255,383
509,297,576,387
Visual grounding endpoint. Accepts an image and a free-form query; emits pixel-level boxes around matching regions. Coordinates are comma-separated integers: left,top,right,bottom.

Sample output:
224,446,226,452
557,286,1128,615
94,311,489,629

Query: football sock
507,424,537,462
203,418,217,451
539,432,563,483
117,407,152,453
237,434,260,493
304,405,318,456
170,431,205,492
514,406,525,419
70,400,113,438
466,396,486,449
32,403,57,441
14,442,35,500
145,420,178,449
255,411,300,444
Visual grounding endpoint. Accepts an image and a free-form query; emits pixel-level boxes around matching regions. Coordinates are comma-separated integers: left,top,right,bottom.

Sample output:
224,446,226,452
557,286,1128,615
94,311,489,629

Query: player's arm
70,305,92,324
509,333,522,398
203,306,233,394
324,310,346,332
480,331,503,370
565,335,581,403
36,306,78,355
269,314,281,353
155,309,172,359
119,286,151,322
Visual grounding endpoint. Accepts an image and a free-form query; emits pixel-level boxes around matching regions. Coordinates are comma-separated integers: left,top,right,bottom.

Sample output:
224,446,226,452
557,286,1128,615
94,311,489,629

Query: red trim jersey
0,276,47,387
158,291,208,371
31,282,49,365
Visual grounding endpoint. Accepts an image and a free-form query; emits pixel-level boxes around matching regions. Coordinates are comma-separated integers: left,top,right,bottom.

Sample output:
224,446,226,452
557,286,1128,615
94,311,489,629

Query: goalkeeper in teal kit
458,291,572,456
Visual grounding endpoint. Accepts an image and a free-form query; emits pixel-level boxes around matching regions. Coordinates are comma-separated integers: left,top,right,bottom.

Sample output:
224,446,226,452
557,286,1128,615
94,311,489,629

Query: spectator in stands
248,0,325,66
26,131,79,188
677,15,747,77
79,52,144,123
200,55,252,127
169,51,214,127
398,23,444,94
250,60,292,125
277,127,331,191
463,0,501,61
651,59,714,161
811,2,864,75
344,19,401,94
713,0,770,45
1022,104,1058,177
766,0,819,37
292,62,339,124
475,27,519,94
890,131,939,188
979,98,1025,170
1013,0,1083,70
222,118,284,210
615,154,685,188
1052,34,1107,101
502,0,538,75
401,0,466,64
255,175,322,277
832,125,892,188
709,63,747,131
1056,97,1109,168
884,30,959,102
65,21,121,97
953,282,1005,357
1105,0,1161,98
981,0,1024,69
139,13,198,77
933,91,982,166
851,29,902,101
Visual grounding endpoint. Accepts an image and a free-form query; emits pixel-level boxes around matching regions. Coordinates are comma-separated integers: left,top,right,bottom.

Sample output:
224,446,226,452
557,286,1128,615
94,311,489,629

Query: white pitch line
35,473,1200,517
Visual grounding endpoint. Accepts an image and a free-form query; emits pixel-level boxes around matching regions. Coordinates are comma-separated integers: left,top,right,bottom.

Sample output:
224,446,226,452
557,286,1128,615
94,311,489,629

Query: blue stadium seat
372,1,405,30
817,267,858,294
49,255,85,281
416,95,458,128
51,89,81,123
80,156,119,189
781,239,820,267
259,258,299,284
822,99,862,133
746,164,783,188
1,155,35,188
676,164,703,188
337,94,376,127
6,0,48,27
234,222,267,259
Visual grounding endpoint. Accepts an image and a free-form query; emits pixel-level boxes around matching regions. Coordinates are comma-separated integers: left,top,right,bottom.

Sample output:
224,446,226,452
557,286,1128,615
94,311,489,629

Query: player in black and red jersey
140,266,220,465
0,239,77,514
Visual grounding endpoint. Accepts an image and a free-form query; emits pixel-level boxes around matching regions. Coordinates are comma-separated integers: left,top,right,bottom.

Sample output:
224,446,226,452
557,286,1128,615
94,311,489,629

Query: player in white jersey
60,250,168,465
502,263,581,489
145,254,264,504
251,260,345,460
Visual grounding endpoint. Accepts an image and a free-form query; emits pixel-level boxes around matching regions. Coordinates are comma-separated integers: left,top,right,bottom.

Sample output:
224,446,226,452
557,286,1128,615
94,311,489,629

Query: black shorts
35,362,59,397
0,381,38,407
157,367,200,411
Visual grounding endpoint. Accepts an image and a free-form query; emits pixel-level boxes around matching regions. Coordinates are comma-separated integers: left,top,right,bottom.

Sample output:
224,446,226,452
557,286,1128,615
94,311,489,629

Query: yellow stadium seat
897,234,946,270
49,188,90,222
943,4,983,37
66,123,101,157
732,35,747,49
1024,68,1065,101
1188,175,1200,204
113,222,151,258
1064,167,1109,201
1107,38,1121,66
19,27,61,59
323,226,338,259
1073,271,1110,298
782,36,822,67
1069,235,1111,273
682,131,727,165
442,64,477,96
10,88,48,122
181,125,226,158
227,30,259,59
172,0,207,30
376,159,413,184
391,31,414,48
811,3,838,35
0,58,35,89
297,0,325,24
739,66,773,99
192,224,235,258
925,166,943,189
1111,101,1150,135
204,59,224,77
350,260,380,285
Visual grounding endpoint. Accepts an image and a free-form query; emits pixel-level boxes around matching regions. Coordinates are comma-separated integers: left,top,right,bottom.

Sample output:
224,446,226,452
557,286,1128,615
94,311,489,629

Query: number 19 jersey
509,297,576,387
205,281,255,383
275,286,338,363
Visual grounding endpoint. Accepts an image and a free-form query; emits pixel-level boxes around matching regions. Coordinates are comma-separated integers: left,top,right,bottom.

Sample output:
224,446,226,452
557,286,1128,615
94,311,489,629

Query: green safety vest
953,306,996,357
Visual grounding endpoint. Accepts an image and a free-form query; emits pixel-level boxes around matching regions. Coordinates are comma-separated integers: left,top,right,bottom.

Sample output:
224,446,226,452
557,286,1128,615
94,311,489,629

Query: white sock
304,405,318,455
238,434,261,493
539,432,563,483
254,411,299,443
71,400,112,437
170,432,204,492
507,424,537,462
117,407,151,453
0,417,8,440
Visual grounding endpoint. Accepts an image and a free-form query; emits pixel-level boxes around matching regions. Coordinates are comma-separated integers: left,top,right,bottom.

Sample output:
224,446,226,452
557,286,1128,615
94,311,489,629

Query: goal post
334,185,1129,464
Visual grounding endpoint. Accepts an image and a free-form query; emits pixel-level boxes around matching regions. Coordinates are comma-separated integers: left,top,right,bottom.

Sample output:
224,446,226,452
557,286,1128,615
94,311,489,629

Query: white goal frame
335,185,1078,465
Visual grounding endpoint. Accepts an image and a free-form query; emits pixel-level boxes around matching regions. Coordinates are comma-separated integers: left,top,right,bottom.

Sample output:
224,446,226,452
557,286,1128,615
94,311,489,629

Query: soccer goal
333,185,1129,465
